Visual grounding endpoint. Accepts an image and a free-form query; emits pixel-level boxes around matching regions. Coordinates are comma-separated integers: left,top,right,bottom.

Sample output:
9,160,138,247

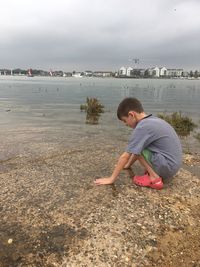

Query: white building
159,67,167,76
119,66,126,76
72,72,83,78
148,67,160,77
126,67,133,76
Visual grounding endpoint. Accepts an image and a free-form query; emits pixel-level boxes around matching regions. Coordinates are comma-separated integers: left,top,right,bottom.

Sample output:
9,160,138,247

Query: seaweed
80,97,104,124
158,111,197,137
158,111,197,153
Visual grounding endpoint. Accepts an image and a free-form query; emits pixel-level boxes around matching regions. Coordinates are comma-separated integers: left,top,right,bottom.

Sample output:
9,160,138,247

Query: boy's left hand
94,177,114,185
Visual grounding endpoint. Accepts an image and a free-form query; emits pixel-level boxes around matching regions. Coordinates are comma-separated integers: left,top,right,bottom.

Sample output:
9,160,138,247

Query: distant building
167,69,183,77
93,71,113,77
0,69,12,75
159,67,167,76
119,66,126,76
131,68,146,77
139,69,146,77
117,66,189,79
53,70,63,77
181,71,189,77
72,72,83,78
84,70,93,77
148,67,160,77
63,72,72,77
126,67,133,77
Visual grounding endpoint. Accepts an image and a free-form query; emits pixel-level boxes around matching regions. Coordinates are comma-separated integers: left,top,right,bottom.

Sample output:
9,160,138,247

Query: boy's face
121,112,138,128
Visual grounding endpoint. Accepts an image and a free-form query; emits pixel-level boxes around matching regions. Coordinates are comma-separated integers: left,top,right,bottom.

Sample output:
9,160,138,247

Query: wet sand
0,137,200,267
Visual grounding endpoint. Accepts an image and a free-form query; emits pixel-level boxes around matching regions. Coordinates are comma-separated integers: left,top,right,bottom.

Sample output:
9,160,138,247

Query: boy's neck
135,112,148,122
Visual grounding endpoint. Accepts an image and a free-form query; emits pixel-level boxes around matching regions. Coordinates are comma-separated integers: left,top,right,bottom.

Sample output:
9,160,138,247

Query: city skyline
1,0,200,71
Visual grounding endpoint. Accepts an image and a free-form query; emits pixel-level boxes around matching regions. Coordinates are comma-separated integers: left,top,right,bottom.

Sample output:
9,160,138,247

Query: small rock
8,239,13,244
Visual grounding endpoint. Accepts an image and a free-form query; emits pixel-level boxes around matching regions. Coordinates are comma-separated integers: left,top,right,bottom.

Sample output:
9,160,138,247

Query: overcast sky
0,0,200,71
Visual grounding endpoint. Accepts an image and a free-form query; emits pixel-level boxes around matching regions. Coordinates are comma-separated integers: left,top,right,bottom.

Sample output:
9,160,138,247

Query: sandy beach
0,138,200,267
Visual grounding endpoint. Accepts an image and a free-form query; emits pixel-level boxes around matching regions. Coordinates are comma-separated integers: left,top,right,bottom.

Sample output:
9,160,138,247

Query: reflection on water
86,113,101,125
1,77,200,118
121,80,200,121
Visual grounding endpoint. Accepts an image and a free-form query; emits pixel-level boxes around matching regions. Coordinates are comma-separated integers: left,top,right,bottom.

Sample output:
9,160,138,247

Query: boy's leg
130,150,163,189
137,155,160,181
124,154,138,169
123,150,157,177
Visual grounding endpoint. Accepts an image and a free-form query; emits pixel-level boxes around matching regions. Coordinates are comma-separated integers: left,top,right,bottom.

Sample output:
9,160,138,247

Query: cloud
0,0,200,70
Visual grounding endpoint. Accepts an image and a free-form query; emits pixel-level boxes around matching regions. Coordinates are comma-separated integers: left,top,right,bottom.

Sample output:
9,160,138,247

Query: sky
0,0,200,71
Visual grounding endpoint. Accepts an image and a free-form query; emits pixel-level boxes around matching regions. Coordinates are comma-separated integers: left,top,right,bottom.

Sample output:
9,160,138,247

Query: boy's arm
94,152,131,185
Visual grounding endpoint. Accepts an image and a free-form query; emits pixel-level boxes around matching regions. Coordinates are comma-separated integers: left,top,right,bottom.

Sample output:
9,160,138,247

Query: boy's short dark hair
117,97,144,120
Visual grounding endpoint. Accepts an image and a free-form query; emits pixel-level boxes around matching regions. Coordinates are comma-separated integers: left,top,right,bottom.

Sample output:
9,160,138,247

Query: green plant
80,97,104,124
158,111,197,137
80,97,104,114
158,111,197,153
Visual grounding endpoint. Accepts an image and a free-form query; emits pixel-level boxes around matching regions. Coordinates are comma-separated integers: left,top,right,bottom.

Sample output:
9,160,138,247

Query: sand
0,142,200,267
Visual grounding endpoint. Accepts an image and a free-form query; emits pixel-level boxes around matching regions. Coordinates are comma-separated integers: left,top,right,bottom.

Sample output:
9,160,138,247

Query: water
0,76,200,158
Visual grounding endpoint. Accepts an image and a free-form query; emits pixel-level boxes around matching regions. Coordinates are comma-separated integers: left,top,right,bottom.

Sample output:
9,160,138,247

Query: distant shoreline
1,75,200,81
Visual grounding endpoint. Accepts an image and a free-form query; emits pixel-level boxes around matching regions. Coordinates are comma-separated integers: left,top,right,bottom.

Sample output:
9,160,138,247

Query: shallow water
0,76,200,159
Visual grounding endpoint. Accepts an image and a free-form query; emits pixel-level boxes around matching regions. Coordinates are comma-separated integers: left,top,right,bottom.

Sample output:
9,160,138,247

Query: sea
0,76,200,159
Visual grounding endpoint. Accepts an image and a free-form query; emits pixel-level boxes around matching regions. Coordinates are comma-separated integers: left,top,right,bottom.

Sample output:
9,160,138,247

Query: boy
94,97,182,190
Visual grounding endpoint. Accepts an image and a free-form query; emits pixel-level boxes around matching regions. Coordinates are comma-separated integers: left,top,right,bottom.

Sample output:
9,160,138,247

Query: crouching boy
94,97,182,190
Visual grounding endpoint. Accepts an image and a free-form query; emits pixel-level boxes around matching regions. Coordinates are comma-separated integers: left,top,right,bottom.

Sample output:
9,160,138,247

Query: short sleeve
126,124,153,155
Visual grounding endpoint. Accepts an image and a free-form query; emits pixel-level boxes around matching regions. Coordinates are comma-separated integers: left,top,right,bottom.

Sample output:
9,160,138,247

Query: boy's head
117,97,144,128
117,97,144,119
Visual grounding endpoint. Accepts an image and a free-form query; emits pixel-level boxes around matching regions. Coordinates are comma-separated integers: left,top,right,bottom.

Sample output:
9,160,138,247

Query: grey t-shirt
126,115,182,178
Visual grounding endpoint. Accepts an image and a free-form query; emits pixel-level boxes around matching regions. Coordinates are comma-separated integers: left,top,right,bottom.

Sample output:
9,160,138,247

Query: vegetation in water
158,111,197,153
80,97,104,124
158,112,197,137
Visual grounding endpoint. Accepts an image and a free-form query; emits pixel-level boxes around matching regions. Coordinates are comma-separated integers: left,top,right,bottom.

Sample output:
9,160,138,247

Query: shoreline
0,144,200,266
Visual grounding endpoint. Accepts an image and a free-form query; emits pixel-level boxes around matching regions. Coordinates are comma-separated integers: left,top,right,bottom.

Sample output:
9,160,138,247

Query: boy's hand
94,177,114,185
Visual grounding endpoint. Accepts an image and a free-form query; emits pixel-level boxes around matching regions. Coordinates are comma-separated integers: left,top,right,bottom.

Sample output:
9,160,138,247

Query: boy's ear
128,111,135,117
